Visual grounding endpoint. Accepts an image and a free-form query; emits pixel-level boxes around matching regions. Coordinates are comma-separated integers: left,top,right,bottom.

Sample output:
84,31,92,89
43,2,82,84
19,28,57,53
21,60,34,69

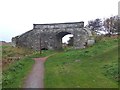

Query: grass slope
44,36,118,88
2,57,34,88
2,45,55,88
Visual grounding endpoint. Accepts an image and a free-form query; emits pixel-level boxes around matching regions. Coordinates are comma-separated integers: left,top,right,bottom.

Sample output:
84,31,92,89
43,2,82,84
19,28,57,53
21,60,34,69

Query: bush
94,35,104,43
102,62,119,82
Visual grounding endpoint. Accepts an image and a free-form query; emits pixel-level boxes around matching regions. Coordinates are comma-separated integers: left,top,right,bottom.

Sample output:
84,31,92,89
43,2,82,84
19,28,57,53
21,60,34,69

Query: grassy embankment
44,36,119,88
2,45,55,88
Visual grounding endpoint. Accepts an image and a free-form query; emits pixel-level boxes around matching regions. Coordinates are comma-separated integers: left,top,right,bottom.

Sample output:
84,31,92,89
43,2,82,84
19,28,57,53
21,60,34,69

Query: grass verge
44,36,119,88
2,46,55,88
2,57,34,88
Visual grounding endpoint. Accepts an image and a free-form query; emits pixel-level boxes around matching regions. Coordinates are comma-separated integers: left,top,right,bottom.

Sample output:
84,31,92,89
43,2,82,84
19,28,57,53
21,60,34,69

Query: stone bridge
12,22,94,50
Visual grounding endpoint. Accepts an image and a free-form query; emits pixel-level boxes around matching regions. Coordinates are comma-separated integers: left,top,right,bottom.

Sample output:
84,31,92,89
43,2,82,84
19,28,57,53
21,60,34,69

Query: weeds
2,44,56,88
102,62,119,82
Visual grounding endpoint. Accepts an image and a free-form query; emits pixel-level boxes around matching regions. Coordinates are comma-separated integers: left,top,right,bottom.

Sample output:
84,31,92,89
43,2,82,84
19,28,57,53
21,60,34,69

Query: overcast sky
0,0,119,42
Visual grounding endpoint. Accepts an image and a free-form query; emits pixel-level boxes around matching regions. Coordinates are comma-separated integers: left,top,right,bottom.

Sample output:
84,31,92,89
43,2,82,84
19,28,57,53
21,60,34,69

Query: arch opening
56,32,74,50
41,48,48,50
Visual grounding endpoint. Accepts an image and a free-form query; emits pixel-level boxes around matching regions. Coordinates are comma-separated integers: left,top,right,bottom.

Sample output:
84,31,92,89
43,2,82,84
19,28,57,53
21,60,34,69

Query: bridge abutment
12,22,94,50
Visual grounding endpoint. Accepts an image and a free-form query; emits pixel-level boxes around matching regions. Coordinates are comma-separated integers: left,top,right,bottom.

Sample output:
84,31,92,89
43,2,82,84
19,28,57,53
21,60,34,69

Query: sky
0,0,119,42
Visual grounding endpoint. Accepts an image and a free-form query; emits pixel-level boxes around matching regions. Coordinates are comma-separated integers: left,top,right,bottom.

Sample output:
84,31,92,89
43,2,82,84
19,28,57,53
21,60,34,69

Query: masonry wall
12,22,92,50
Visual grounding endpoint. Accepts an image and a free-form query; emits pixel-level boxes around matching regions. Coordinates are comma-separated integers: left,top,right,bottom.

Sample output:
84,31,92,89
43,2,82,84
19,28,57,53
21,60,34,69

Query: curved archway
55,31,74,50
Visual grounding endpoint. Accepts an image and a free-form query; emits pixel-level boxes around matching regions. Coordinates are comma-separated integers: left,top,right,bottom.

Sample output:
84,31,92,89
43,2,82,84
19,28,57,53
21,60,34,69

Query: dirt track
23,57,47,88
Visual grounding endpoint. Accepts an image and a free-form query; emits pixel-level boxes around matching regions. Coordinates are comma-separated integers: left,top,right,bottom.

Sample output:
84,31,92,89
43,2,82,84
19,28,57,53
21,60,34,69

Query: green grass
2,36,119,88
30,50,55,58
2,45,34,58
2,57,34,88
44,36,119,88
2,46,55,88
2,45,34,71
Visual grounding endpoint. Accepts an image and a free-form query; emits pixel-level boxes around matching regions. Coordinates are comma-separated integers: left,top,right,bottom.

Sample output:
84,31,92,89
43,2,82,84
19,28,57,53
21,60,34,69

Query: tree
118,18,120,33
87,18,103,32
114,16,120,33
103,15,119,35
87,16,119,36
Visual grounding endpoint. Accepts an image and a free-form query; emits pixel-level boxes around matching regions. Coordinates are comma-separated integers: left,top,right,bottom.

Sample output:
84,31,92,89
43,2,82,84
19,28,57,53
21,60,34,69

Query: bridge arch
12,22,94,50
55,31,73,49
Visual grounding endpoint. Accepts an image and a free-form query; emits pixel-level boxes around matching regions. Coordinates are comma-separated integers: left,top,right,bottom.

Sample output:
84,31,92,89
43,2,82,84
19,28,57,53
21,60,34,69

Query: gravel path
23,54,55,88
23,57,47,88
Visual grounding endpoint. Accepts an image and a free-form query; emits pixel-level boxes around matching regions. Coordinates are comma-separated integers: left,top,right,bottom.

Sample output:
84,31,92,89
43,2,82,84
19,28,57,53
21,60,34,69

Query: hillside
2,44,55,88
44,36,119,88
2,36,119,88
0,41,12,46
